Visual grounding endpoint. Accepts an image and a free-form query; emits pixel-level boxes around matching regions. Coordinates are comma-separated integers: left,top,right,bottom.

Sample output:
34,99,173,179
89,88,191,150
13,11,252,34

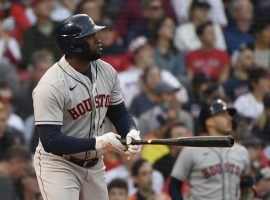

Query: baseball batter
32,14,141,200
169,99,252,200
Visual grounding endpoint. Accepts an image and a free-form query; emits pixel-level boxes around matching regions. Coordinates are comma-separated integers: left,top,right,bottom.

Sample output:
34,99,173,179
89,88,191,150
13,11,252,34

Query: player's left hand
126,129,141,154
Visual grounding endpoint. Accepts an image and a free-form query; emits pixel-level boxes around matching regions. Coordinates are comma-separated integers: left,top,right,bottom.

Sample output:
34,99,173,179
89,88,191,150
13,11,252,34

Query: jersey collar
58,56,92,84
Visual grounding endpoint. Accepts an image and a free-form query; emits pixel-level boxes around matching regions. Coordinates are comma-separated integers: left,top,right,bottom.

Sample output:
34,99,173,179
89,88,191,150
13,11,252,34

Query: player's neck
66,58,90,74
208,129,222,136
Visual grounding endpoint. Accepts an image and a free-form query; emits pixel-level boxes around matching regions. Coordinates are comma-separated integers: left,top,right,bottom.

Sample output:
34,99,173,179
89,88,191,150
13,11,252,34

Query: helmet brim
76,25,106,39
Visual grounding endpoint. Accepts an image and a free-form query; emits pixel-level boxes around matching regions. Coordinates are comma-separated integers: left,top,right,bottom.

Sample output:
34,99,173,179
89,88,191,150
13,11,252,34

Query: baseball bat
120,135,234,147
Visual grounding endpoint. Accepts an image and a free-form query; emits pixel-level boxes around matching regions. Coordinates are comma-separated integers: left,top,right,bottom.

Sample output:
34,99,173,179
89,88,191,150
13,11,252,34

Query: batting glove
95,132,126,155
126,129,141,154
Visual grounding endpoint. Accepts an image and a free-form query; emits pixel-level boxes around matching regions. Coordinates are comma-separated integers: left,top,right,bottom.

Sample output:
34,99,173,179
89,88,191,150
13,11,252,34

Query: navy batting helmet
199,99,236,131
54,14,105,58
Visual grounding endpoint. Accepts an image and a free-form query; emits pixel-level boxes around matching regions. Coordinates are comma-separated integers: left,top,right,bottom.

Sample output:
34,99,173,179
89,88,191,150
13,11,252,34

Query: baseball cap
190,0,211,10
129,36,148,52
155,82,180,95
199,99,236,130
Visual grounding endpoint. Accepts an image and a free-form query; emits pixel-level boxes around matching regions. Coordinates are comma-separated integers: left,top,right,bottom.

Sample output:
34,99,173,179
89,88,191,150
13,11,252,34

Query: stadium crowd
1,0,270,199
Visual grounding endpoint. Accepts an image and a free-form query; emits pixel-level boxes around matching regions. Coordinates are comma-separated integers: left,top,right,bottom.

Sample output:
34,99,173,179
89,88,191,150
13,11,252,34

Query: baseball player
32,14,141,200
169,99,253,200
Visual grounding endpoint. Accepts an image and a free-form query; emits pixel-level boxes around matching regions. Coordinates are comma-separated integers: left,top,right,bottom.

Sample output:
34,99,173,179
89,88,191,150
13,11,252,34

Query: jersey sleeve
109,70,124,105
33,83,64,125
171,147,193,181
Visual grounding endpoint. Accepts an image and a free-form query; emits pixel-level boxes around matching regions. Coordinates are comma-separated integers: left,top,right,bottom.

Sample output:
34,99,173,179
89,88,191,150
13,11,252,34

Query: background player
32,14,141,200
169,99,253,200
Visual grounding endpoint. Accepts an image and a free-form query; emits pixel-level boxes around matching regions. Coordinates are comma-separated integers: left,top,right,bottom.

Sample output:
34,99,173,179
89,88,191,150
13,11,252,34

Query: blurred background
1,0,270,199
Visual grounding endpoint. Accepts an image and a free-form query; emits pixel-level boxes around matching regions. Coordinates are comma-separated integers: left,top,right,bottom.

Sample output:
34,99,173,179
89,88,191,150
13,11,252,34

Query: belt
65,156,99,168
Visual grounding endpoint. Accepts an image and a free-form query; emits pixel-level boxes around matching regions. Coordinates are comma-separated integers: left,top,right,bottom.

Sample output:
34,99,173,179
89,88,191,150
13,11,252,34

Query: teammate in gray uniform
32,14,141,200
169,99,253,200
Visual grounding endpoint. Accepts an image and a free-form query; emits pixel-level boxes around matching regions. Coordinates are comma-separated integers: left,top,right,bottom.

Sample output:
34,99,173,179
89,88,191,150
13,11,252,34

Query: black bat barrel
120,135,234,147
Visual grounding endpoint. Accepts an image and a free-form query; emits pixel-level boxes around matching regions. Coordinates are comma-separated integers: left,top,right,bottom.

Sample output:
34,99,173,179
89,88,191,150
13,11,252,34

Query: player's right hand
95,132,127,155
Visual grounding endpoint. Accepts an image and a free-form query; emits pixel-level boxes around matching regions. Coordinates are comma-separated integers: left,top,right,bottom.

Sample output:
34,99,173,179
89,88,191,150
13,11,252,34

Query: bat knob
227,135,234,147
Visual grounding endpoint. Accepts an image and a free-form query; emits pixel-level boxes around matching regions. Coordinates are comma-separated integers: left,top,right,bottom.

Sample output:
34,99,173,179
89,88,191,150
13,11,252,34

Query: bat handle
119,138,130,145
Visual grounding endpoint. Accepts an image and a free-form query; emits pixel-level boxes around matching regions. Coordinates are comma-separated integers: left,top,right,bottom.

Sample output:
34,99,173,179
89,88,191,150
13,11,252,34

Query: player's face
84,33,103,61
212,111,233,135
108,188,128,200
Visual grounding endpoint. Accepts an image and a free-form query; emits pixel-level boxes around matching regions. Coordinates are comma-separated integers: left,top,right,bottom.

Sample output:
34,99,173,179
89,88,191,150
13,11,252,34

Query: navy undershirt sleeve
106,102,136,138
37,125,96,156
169,177,183,200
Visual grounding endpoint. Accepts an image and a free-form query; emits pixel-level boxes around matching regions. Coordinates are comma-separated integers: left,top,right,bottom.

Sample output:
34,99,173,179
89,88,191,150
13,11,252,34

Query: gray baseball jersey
171,143,250,200
33,56,123,159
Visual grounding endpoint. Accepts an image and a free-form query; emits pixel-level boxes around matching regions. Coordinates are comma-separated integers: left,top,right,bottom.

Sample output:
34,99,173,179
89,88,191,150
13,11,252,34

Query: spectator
14,49,53,120
98,17,126,56
0,0,30,42
116,0,176,38
108,178,128,200
98,16,130,72
224,0,254,54
234,67,270,121
0,17,22,65
243,137,265,173
21,167,42,200
153,16,186,81
0,101,24,160
126,0,165,45
50,0,75,22
105,154,164,196
242,137,270,199
253,93,270,142
153,123,189,180
0,145,32,200
169,99,252,200
186,21,230,82
174,0,226,53
75,0,102,24
182,73,212,134
105,0,125,19
254,167,270,199
253,16,270,68
223,44,254,101
129,159,170,200
0,62,19,92
138,82,193,139
129,66,162,118
15,50,53,149
171,0,228,26
0,81,25,135
118,36,187,108
22,0,60,67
